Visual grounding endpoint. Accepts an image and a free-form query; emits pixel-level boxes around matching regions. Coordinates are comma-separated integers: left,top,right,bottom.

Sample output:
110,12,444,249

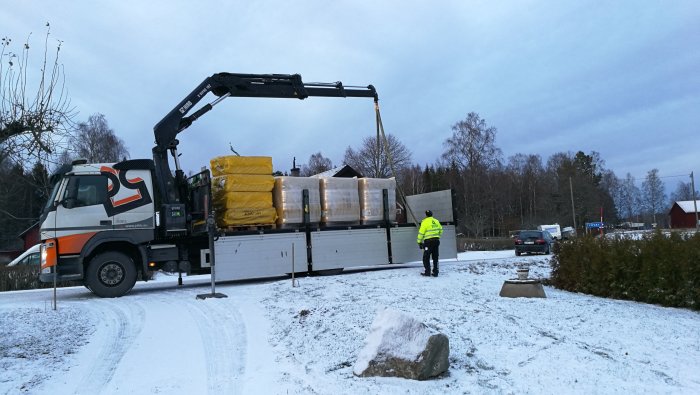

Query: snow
675,200,700,214
352,308,435,375
1,251,699,394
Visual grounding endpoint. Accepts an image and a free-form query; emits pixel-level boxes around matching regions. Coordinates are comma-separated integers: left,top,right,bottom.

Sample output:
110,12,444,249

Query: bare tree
343,133,412,178
616,173,642,223
442,112,502,237
397,164,426,195
71,113,129,162
300,152,333,176
0,24,75,168
641,168,666,225
668,181,698,205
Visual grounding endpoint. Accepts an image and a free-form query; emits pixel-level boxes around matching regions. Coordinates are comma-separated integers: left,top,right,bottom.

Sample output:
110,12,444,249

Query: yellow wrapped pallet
210,155,273,176
213,191,273,210
216,207,278,227
212,175,275,194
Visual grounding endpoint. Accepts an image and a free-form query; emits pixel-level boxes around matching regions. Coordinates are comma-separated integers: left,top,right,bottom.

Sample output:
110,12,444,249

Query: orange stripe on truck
57,232,97,255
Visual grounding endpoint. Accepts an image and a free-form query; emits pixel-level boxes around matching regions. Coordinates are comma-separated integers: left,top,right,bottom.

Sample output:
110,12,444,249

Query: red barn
669,200,700,229
18,222,40,250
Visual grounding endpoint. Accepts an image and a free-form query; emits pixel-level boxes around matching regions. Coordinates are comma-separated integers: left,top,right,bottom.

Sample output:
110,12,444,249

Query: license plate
525,241,534,245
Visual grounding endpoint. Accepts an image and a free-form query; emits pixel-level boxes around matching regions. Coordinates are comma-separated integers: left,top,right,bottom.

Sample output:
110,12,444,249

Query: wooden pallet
220,224,277,233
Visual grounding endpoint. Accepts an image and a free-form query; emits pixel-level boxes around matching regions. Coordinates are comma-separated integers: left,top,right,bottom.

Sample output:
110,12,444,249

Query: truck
38,72,457,297
538,224,561,240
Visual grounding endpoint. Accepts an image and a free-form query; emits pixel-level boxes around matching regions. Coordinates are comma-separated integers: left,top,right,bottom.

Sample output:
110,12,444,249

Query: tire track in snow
76,300,145,394
186,298,246,395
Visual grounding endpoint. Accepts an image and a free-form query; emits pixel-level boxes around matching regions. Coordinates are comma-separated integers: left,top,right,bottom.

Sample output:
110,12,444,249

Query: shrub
551,231,700,310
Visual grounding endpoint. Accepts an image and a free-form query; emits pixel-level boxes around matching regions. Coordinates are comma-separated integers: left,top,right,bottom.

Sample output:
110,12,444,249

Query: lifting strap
374,101,420,227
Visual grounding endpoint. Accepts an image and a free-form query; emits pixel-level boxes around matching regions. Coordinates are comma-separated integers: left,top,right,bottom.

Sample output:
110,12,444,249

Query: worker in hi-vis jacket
417,210,443,277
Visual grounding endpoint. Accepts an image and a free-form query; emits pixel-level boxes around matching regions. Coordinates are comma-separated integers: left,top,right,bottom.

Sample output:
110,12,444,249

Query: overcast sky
2,1,698,191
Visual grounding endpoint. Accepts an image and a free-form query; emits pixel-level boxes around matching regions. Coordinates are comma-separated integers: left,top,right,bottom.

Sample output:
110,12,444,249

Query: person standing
417,210,443,277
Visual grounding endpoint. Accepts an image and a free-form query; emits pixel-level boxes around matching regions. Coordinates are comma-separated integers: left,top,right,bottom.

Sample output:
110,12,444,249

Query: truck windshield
42,175,63,214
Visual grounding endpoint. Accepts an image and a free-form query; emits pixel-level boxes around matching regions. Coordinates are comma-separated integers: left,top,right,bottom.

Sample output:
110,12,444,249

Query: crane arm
152,73,378,205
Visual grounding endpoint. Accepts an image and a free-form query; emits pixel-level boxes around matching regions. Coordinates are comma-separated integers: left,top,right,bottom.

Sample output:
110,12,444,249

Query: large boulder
353,308,449,380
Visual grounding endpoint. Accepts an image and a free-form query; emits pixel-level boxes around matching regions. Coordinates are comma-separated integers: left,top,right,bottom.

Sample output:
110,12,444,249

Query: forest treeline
1,29,696,249
2,112,697,250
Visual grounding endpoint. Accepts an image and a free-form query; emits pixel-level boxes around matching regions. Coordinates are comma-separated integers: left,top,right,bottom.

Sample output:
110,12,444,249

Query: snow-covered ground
1,251,699,394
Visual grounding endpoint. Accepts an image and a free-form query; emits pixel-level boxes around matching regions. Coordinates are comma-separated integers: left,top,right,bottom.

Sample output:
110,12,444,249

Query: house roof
310,164,363,178
673,200,700,214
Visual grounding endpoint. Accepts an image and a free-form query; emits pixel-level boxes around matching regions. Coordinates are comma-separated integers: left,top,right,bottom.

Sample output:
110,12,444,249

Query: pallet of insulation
210,155,273,177
273,176,321,227
209,155,276,227
318,177,360,225
358,177,397,224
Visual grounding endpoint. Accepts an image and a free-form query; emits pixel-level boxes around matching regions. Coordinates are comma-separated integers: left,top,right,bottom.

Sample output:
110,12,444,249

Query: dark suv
514,230,554,256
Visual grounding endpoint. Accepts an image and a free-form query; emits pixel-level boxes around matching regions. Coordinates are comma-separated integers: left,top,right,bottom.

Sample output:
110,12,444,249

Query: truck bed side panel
214,232,307,281
310,228,389,271
390,225,457,264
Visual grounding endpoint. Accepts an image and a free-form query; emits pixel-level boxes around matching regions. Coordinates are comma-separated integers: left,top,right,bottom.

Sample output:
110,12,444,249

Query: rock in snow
353,307,449,380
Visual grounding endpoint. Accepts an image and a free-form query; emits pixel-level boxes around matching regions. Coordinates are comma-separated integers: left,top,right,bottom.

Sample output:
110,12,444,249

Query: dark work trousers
422,238,440,275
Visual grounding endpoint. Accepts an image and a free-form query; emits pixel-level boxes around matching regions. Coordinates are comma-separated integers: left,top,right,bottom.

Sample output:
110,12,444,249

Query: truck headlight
40,240,57,272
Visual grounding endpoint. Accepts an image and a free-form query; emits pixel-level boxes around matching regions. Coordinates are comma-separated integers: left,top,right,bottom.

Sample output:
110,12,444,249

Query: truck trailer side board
214,232,307,281
389,225,457,264
310,228,389,271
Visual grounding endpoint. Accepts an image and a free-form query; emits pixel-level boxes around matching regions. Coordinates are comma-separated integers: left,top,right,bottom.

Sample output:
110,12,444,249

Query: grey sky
2,1,698,190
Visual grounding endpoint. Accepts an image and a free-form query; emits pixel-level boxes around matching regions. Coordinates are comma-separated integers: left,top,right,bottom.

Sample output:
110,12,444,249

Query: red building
669,200,700,229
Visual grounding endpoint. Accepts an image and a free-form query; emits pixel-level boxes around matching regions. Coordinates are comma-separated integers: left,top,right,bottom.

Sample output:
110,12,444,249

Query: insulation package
358,177,397,224
210,155,275,227
273,177,321,227
319,177,360,224
214,191,273,209
210,155,273,177
212,175,275,193
216,207,278,228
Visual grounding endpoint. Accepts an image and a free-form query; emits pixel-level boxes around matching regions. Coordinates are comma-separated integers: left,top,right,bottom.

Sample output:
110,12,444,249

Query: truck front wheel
86,251,137,297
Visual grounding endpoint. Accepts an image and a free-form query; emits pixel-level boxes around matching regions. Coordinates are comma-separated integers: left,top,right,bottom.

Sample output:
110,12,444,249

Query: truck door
100,167,155,231
54,173,112,239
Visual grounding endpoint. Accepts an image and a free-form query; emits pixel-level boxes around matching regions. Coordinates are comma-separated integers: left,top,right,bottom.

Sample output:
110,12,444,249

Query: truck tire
86,251,137,298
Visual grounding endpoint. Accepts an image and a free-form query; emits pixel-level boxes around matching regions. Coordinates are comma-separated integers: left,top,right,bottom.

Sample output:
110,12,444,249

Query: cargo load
211,155,276,227
318,177,360,224
210,155,273,177
358,177,396,224
212,174,275,193
216,207,278,228
214,191,273,209
273,176,322,227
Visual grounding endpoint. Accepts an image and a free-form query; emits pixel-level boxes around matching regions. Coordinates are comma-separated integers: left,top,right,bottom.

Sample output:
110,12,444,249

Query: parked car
6,244,41,267
514,230,554,256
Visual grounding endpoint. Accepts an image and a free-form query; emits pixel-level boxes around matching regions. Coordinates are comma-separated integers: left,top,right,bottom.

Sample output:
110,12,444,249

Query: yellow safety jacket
417,216,443,244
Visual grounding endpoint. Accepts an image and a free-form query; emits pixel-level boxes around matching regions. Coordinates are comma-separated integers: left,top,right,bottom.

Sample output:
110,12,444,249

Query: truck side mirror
61,197,77,209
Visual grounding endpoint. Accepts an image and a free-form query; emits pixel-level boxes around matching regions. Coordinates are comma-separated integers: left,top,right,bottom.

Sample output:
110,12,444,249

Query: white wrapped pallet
319,177,360,224
273,177,321,227
358,177,396,224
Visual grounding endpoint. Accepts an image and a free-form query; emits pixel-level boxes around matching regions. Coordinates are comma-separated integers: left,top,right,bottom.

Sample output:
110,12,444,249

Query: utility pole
569,177,577,233
692,171,698,231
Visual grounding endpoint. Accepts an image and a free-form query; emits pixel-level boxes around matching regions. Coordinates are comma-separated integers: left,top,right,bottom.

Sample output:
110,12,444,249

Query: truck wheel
515,250,521,256
86,251,137,298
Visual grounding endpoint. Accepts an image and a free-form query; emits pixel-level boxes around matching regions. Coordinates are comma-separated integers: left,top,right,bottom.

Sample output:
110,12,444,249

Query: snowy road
2,251,699,394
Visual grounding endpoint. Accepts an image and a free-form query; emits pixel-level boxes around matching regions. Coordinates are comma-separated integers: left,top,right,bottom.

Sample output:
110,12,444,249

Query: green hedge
0,266,81,292
0,266,153,292
550,232,700,310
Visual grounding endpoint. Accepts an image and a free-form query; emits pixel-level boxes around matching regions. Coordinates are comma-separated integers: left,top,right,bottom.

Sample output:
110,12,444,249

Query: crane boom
152,73,378,205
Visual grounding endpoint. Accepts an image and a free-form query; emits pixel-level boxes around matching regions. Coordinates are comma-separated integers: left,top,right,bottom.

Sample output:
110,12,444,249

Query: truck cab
39,159,163,296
